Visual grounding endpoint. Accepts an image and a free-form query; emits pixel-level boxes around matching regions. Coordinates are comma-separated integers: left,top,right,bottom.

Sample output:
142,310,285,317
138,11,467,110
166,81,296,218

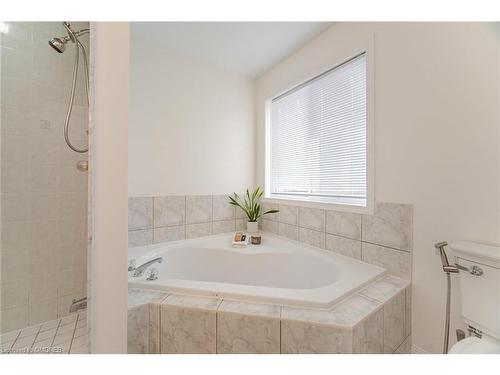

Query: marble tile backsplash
261,201,413,280
128,197,153,230
129,196,413,280
128,194,247,247
362,202,413,252
153,196,185,227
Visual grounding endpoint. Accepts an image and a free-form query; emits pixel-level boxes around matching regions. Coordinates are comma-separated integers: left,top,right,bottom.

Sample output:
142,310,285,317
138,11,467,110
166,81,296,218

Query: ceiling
131,22,332,78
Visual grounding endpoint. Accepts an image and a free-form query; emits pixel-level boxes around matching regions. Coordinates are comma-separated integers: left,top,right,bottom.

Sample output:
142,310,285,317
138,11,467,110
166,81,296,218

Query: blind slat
269,53,367,202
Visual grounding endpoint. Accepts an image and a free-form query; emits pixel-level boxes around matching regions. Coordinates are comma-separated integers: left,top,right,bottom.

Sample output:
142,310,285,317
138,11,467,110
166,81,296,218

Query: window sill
262,195,372,215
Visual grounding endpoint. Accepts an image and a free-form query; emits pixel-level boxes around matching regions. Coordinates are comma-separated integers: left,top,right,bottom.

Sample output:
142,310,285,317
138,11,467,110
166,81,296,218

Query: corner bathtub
128,233,386,308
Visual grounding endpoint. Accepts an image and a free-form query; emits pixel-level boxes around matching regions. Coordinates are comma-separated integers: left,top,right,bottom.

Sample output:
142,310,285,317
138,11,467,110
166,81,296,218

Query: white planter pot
247,221,258,234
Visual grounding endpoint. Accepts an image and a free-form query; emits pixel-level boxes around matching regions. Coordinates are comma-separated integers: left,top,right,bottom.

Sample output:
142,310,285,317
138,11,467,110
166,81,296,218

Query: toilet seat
448,336,500,354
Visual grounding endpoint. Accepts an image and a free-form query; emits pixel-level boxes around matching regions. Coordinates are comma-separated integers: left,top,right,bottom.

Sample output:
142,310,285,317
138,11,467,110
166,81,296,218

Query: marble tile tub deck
127,275,411,354
1,278,410,355
0,311,88,354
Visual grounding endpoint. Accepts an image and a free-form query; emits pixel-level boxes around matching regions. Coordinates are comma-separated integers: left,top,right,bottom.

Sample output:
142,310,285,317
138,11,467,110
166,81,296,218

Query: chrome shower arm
57,29,89,44
63,22,89,41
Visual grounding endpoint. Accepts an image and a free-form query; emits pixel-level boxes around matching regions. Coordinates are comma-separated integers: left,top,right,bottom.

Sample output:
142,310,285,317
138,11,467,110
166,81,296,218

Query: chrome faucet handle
128,259,136,272
146,268,159,281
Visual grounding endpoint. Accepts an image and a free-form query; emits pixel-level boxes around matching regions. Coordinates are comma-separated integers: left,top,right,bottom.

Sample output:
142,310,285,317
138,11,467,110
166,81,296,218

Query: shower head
48,36,69,53
48,21,90,154
48,23,89,54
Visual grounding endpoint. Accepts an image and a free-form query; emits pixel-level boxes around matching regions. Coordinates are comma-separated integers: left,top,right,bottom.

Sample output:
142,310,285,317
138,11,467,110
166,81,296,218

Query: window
266,52,368,208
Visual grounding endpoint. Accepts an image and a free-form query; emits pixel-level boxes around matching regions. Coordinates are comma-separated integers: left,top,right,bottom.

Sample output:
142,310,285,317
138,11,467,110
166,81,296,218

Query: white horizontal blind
269,53,367,204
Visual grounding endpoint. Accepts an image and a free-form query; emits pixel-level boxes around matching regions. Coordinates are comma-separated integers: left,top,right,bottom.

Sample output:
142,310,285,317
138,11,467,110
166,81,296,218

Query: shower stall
0,22,90,353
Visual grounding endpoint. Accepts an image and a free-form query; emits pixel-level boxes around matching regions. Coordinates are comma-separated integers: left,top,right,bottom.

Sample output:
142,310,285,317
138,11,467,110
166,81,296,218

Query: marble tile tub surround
128,194,248,247
128,289,167,354
261,201,413,280
127,274,410,354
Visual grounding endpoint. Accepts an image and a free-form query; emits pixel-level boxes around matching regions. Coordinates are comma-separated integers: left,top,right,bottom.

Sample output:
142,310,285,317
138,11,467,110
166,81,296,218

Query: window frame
263,46,374,215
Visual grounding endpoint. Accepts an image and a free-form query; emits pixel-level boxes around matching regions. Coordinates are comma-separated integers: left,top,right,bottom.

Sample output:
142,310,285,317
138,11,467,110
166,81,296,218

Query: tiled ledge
127,275,411,354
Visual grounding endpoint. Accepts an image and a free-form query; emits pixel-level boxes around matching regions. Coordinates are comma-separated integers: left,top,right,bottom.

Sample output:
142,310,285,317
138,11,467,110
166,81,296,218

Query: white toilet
448,241,500,354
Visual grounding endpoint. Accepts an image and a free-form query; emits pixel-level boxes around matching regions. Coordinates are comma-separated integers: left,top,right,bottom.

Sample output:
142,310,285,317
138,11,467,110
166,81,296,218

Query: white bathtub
128,233,386,308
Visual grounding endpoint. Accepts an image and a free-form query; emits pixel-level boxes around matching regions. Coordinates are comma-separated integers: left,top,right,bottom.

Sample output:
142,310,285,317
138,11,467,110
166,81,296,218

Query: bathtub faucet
69,297,87,313
130,257,163,277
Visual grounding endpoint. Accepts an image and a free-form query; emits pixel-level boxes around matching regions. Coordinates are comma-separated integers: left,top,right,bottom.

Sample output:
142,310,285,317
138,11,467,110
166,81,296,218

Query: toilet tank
450,241,500,340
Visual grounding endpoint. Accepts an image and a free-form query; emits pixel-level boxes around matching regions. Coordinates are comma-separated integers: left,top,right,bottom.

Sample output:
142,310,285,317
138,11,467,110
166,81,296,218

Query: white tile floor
0,311,88,354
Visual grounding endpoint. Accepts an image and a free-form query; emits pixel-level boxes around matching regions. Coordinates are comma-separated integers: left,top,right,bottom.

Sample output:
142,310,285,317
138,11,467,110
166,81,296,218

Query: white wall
91,22,129,353
129,32,255,196
255,22,500,353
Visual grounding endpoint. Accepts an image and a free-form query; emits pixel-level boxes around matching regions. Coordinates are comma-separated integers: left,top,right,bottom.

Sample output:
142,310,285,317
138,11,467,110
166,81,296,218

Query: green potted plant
228,187,279,233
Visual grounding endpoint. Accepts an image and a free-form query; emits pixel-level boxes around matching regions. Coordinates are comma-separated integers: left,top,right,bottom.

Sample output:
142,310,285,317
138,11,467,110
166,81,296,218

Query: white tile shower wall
1,22,89,333
261,201,413,280
128,194,247,247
